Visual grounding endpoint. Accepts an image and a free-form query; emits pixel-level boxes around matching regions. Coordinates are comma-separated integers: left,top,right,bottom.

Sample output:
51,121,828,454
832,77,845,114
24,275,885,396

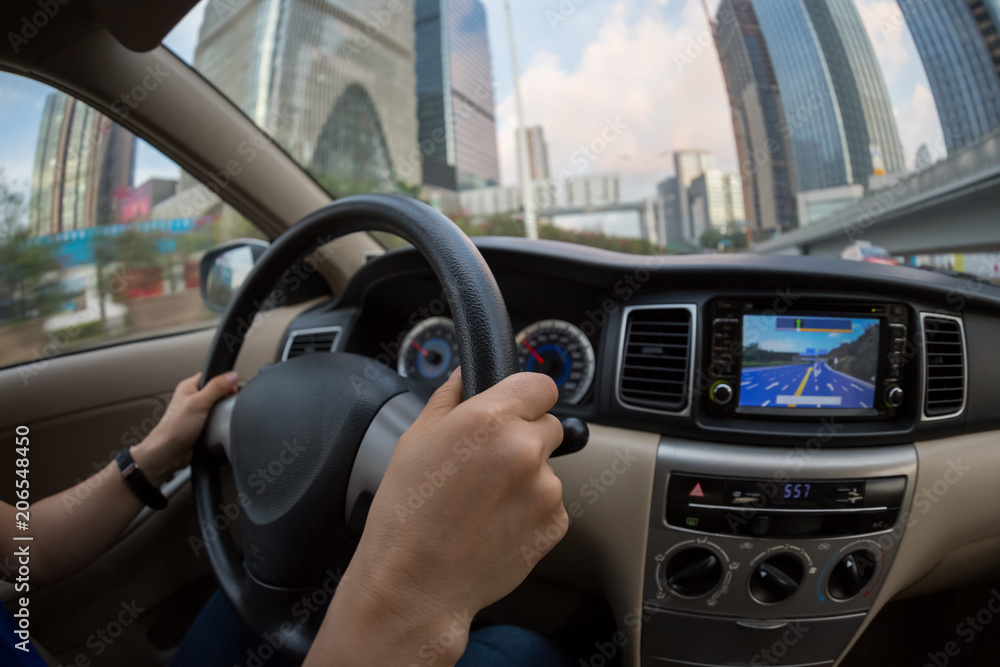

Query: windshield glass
164,0,1000,281
862,247,891,259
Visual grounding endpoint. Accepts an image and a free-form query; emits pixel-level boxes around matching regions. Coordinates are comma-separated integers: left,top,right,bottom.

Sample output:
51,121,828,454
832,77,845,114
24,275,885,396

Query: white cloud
855,0,911,82
496,0,736,201
895,83,946,168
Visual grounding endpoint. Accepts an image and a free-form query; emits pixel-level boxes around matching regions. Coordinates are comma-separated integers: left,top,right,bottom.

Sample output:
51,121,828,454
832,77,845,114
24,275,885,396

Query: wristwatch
115,446,168,510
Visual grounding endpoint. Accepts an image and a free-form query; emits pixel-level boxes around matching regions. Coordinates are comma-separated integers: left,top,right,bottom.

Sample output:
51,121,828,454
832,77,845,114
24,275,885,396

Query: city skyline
0,0,945,214
155,0,946,205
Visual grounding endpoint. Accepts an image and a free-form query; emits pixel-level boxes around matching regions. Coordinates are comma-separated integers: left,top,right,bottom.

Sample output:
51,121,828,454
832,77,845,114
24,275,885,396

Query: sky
162,0,947,201
0,0,947,209
744,315,878,354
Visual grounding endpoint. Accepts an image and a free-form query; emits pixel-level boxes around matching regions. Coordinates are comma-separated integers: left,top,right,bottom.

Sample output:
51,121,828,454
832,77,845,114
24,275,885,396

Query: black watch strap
115,447,168,510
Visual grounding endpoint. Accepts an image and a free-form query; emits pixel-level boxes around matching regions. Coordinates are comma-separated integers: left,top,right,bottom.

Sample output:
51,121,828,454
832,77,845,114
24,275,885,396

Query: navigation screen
739,315,880,409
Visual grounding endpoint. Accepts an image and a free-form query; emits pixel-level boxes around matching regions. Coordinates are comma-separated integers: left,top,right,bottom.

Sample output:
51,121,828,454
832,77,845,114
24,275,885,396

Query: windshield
161,0,999,280
862,247,891,259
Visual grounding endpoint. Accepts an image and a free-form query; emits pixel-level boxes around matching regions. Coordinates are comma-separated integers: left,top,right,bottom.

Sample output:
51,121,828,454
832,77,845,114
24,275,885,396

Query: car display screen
739,315,880,409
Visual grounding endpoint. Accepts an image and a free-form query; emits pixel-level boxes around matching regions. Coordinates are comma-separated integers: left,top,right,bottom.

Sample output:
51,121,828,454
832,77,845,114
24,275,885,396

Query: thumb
191,371,238,411
409,367,463,433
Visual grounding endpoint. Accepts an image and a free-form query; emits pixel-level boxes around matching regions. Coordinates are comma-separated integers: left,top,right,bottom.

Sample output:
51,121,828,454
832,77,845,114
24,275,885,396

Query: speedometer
398,317,460,390
515,319,595,404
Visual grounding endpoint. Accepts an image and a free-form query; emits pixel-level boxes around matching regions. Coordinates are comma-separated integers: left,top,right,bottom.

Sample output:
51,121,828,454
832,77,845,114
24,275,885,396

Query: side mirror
199,239,269,313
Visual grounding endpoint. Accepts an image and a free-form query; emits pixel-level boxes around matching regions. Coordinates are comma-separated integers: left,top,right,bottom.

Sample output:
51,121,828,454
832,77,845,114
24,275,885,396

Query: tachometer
398,317,460,389
516,319,595,404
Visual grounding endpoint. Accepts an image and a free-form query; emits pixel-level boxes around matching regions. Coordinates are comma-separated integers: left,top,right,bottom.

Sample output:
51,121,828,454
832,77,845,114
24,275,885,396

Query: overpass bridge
752,129,1000,258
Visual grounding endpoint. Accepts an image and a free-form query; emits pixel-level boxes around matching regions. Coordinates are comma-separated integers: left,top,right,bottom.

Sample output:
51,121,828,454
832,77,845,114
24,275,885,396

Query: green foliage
0,171,64,322
47,318,104,342
828,324,879,384
741,342,797,367
701,226,749,253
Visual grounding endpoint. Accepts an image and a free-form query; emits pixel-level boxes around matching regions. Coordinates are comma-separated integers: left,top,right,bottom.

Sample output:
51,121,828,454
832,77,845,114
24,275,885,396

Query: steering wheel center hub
229,352,407,587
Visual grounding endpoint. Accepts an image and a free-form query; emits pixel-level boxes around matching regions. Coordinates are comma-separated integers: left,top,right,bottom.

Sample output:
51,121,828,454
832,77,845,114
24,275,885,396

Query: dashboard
274,237,1000,667
279,237,1000,446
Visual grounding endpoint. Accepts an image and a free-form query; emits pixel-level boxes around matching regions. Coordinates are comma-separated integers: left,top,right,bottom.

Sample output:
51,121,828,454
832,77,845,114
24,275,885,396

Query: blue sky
744,315,878,355
1,0,945,209
163,0,947,201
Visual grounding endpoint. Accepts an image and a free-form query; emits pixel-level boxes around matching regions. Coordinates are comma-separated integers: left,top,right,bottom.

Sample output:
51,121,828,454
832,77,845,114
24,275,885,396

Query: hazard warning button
667,474,725,508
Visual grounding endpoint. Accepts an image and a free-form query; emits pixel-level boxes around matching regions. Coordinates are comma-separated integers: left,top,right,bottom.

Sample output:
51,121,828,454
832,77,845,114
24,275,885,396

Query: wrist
129,436,177,487
323,553,470,666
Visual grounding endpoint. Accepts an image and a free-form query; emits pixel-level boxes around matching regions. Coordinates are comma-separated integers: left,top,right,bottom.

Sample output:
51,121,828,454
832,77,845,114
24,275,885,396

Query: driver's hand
132,371,239,486
316,368,567,665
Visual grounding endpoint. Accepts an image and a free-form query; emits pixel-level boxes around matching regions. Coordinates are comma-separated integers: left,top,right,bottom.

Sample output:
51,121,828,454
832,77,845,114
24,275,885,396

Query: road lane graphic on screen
740,315,879,409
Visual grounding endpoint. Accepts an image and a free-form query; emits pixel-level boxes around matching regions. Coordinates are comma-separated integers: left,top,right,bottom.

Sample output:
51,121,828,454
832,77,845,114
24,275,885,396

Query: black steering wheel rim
192,194,518,658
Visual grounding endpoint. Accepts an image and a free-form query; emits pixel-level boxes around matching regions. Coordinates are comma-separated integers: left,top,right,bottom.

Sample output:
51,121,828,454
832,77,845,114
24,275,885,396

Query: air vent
921,314,966,419
282,327,342,361
618,306,695,413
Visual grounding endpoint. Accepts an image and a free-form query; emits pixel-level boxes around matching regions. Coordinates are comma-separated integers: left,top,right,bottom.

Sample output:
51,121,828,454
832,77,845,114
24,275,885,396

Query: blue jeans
170,591,572,667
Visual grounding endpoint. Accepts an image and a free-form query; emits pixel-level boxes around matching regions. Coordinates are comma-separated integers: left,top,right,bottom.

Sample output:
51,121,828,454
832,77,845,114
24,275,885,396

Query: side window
0,72,266,372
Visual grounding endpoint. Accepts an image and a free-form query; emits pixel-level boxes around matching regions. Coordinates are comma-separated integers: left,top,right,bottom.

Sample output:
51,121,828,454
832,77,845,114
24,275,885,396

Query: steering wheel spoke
203,394,236,463
344,392,426,525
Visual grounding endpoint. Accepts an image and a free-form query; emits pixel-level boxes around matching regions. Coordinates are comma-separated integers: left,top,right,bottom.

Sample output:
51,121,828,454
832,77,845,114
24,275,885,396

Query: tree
0,171,63,323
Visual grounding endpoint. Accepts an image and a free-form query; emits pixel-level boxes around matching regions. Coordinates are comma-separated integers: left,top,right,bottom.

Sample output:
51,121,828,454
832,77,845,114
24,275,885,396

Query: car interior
1,1,1000,666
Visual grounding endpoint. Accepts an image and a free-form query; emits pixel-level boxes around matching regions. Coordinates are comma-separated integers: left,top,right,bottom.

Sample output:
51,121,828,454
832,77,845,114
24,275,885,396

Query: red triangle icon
689,482,705,498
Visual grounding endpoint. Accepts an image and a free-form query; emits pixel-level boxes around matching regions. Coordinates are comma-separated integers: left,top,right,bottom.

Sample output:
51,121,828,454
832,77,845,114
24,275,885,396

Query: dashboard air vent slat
618,307,694,412
282,327,342,361
922,315,965,419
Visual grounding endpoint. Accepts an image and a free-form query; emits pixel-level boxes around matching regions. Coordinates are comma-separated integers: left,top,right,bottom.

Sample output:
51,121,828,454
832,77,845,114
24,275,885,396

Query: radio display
740,315,880,410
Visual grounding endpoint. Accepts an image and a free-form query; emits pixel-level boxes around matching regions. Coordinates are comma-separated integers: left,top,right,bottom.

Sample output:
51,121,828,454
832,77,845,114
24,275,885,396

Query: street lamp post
504,0,538,240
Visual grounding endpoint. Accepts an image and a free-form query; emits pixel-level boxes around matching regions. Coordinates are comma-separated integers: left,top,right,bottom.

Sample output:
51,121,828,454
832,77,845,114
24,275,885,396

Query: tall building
713,0,798,237
748,0,905,191
415,0,500,192
656,176,684,247
194,0,421,194
673,150,715,242
689,170,746,239
518,126,550,181
897,0,1000,153
29,92,135,236
802,0,905,183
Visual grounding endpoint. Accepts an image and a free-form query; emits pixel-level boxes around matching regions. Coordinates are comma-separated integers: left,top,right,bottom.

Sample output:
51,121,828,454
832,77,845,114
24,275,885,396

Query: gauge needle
410,340,430,357
522,340,544,364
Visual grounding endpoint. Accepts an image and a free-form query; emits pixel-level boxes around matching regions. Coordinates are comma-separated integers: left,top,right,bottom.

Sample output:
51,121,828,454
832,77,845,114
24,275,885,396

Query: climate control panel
642,440,917,666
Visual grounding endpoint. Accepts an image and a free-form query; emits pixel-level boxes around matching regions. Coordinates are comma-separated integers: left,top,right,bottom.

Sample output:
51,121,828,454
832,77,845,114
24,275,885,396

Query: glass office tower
898,0,1000,152
415,0,500,192
195,0,421,193
715,0,798,235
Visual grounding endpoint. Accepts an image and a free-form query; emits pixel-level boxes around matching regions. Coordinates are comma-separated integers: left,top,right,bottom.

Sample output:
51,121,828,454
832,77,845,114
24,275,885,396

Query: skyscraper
518,126,550,181
656,176,683,247
749,0,904,191
415,0,500,192
673,150,715,242
194,0,421,194
802,0,905,183
689,170,746,239
29,92,135,236
713,0,798,237
897,0,1000,153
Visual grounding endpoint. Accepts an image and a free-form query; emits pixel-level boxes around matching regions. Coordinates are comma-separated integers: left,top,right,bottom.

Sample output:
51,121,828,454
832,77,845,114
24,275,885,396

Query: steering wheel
192,194,519,658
